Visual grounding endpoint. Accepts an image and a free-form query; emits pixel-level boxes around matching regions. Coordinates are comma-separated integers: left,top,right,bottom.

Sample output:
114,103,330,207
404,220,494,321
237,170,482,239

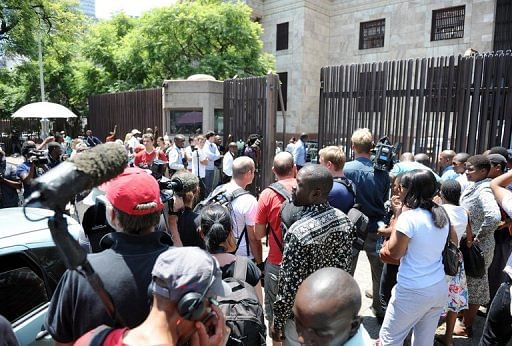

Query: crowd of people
1,125,512,346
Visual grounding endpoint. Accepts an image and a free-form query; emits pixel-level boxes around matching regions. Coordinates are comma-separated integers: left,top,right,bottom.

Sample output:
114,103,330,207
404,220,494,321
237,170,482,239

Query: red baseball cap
103,167,163,216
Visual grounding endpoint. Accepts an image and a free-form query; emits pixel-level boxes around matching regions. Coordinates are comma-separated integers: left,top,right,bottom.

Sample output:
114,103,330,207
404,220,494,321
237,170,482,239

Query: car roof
0,207,82,251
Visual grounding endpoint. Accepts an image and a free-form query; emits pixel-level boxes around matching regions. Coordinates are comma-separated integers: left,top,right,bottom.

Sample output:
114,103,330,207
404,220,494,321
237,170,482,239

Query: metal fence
88,88,163,141
223,73,279,194
318,52,512,166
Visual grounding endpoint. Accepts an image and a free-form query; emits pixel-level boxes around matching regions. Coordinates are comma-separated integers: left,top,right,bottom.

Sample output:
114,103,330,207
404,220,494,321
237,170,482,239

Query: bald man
293,267,371,345
271,164,356,344
438,149,458,181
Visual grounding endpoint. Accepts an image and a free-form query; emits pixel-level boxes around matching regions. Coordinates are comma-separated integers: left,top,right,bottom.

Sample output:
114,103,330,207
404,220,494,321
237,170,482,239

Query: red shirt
255,178,296,265
75,327,129,346
134,150,167,167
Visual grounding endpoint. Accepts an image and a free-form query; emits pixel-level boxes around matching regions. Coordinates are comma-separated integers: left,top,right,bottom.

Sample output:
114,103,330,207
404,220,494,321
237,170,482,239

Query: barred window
431,6,465,41
359,19,385,50
276,22,289,51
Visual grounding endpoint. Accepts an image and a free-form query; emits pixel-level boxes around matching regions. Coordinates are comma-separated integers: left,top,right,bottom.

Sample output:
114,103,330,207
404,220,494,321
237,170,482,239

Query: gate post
264,73,277,189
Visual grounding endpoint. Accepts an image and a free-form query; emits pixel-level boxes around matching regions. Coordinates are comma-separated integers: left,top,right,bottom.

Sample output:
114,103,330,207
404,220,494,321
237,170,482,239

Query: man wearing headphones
75,247,230,345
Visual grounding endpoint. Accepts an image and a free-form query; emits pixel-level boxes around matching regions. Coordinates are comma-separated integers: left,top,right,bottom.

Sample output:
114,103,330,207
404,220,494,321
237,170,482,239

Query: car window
30,247,67,292
0,266,48,323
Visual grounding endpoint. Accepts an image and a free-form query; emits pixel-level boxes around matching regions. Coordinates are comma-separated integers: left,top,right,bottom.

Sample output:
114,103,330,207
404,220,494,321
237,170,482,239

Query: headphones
149,259,216,321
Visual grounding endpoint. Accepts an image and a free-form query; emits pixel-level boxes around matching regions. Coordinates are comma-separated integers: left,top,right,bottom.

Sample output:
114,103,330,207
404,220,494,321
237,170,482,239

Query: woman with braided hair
379,169,451,346
199,204,261,288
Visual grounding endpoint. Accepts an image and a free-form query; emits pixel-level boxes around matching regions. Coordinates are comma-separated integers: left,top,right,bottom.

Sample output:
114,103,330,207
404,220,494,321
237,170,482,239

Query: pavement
262,240,495,345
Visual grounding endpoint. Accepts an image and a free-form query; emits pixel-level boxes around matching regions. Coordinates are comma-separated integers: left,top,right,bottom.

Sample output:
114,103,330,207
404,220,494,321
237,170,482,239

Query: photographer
167,170,204,248
48,141,65,169
16,141,49,199
134,134,167,169
0,148,21,208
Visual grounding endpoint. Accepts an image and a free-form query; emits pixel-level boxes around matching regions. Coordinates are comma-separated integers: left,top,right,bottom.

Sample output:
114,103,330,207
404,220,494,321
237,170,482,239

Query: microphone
27,143,128,211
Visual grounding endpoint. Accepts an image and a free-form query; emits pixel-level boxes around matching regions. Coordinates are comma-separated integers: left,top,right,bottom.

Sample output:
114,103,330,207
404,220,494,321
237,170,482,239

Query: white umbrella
11,102,77,119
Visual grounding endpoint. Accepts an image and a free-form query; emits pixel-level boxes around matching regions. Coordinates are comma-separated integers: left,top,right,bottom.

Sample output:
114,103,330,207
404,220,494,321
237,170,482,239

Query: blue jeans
204,169,215,195
480,279,512,345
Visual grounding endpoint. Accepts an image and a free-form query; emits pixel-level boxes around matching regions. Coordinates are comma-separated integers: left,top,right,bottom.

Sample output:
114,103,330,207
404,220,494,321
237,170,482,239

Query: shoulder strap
86,325,114,346
268,182,291,200
229,187,250,201
333,176,356,204
233,255,248,282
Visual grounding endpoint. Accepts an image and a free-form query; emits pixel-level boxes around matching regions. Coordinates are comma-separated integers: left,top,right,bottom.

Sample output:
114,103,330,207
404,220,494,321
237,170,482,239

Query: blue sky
95,0,177,19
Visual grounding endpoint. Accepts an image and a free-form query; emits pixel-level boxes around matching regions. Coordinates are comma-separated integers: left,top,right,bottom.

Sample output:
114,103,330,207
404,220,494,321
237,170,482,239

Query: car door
0,246,54,345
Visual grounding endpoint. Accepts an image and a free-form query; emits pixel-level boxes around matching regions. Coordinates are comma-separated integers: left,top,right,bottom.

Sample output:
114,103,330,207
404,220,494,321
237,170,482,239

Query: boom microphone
27,143,128,211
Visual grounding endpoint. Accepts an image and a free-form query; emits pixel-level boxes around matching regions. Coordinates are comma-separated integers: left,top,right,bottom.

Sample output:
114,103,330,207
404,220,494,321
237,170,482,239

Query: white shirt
442,204,468,242
223,151,235,177
191,148,207,178
184,145,193,171
127,136,140,151
203,140,220,170
396,208,448,289
503,194,512,219
168,145,185,170
223,181,257,258
456,173,470,193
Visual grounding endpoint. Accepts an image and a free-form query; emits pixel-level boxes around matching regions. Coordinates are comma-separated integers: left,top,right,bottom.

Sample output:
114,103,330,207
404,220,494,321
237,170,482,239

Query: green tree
110,1,274,87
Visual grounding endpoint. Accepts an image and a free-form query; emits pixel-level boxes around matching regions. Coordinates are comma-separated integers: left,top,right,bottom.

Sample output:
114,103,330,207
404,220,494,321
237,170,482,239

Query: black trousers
488,228,512,302
480,278,512,345
380,263,399,313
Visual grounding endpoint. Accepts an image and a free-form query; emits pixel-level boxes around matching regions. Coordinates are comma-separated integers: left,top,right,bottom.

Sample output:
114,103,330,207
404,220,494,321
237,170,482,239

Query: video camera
149,159,185,206
28,149,49,165
371,136,401,171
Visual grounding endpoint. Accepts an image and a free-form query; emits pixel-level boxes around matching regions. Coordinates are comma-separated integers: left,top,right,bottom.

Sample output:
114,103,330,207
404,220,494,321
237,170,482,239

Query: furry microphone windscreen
70,143,128,188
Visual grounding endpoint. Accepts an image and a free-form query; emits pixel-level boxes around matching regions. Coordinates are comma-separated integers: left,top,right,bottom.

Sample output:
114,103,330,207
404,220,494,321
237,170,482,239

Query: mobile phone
377,221,387,229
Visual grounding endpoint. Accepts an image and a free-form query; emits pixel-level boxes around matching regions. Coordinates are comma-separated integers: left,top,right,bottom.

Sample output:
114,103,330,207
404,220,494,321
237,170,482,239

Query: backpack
218,256,266,346
193,185,251,255
266,182,304,254
332,177,369,251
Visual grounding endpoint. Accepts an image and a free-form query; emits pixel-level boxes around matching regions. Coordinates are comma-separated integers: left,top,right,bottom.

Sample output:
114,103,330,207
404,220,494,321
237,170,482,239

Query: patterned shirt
273,203,356,333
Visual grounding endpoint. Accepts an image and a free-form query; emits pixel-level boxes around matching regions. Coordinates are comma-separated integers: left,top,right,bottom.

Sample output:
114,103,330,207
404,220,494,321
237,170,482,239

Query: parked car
0,207,83,345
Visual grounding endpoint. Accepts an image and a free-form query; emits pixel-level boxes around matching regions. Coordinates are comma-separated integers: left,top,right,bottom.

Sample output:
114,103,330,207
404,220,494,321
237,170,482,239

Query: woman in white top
437,179,473,346
379,170,451,346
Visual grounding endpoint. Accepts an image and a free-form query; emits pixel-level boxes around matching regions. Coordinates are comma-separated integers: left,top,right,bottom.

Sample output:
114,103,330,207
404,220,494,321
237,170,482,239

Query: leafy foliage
0,0,274,122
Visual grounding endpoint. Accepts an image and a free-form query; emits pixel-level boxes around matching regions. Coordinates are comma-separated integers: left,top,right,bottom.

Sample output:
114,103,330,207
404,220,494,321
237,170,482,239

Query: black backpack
218,256,266,346
266,182,306,254
193,185,251,256
332,177,369,251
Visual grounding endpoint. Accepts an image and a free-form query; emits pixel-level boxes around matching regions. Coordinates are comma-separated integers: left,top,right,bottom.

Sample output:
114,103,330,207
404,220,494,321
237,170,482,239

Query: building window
169,110,202,135
277,72,288,111
276,22,289,51
494,0,512,51
359,19,385,50
431,6,465,41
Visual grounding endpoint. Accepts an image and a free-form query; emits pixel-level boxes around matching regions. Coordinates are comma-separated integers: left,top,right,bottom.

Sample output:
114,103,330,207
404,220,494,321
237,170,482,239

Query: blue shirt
0,160,20,208
328,178,355,214
441,165,459,181
293,140,306,166
344,157,390,231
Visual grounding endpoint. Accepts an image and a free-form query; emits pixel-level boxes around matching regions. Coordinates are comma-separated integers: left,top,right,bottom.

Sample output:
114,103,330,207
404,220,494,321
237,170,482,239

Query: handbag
442,215,461,276
459,236,485,278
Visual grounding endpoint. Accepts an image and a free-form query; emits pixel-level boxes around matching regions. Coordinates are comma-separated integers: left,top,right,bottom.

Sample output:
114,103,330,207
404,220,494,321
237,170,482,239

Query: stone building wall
246,0,497,136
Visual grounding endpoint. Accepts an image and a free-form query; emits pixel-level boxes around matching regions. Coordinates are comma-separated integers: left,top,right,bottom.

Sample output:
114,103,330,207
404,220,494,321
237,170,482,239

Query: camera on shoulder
28,149,49,165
